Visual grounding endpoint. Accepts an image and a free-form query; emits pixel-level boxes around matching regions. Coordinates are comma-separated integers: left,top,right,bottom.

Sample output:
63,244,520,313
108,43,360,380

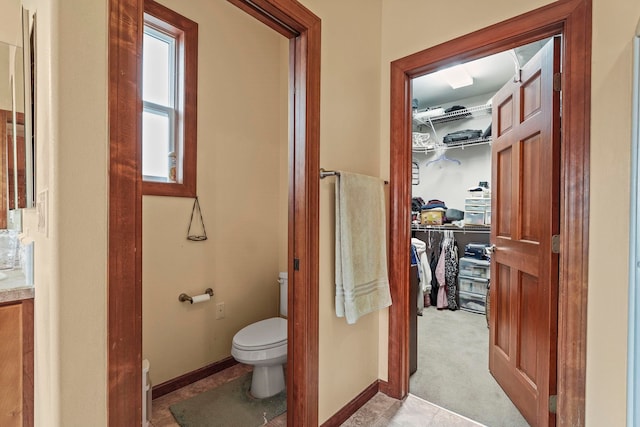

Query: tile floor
341,392,483,426
150,364,482,426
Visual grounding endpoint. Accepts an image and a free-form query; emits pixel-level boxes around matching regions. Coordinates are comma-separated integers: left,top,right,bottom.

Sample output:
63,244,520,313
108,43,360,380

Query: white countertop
0,269,34,302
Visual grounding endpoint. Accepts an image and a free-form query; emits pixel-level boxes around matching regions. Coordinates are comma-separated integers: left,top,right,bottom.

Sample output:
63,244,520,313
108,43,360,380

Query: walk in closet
408,38,552,427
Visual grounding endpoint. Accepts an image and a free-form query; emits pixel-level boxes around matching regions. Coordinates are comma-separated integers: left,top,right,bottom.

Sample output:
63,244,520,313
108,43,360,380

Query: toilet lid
233,317,287,351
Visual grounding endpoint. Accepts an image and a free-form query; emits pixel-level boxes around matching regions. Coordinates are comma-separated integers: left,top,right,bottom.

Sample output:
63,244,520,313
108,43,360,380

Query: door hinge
551,235,560,254
553,72,561,92
514,69,522,83
294,258,300,271
549,395,558,414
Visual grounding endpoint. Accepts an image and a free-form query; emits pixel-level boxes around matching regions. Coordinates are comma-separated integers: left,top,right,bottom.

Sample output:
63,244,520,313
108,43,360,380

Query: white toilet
231,272,288,398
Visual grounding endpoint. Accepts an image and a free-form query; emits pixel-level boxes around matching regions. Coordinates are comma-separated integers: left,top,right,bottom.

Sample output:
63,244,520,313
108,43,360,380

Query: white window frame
142,24,177,183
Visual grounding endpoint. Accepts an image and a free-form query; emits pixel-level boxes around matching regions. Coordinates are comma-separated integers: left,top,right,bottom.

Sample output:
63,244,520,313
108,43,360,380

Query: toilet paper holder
179,288,214,304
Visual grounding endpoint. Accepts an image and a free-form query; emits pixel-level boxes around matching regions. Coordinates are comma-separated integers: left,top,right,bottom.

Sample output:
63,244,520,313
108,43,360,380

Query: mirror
0,40,24,230
0,8,34,232
0,7,35,281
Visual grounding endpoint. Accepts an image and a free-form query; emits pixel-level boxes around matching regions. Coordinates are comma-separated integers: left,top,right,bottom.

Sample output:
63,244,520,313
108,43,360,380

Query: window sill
142,180,196,198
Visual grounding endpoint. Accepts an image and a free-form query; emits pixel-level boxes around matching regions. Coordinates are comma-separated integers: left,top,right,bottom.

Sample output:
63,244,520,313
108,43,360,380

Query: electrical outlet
216,302,225,319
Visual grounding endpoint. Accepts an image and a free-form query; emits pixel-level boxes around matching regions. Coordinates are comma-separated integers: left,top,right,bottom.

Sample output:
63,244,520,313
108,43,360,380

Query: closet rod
414,139,492,155
320,168,389,184
412,226,490,234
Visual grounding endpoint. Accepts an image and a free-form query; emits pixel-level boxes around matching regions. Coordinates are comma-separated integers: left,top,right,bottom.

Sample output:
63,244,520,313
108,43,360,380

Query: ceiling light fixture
441,64,473,89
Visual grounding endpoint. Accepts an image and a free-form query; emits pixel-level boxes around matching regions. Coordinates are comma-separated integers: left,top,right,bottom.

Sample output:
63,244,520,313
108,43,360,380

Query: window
142,0,197,197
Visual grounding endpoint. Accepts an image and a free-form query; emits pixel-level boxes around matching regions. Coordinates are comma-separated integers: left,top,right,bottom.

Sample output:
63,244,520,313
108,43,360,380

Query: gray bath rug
169,372,286,427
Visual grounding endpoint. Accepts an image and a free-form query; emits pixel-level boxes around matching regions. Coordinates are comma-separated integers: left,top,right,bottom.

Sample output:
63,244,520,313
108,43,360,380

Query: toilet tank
279,272,288,317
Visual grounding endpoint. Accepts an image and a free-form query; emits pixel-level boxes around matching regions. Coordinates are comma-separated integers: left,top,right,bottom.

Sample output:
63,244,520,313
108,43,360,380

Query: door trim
107,0,320,425
386,0,591,424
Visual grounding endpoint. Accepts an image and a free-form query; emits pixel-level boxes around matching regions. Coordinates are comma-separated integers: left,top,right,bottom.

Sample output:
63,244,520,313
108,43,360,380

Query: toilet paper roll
191,293,211,304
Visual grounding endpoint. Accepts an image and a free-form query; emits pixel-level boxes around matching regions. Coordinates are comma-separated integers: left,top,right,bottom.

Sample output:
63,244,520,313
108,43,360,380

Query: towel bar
320,168,389,184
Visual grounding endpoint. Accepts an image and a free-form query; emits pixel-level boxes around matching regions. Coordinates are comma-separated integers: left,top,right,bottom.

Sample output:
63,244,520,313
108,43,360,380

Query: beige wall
18,0,57,423
295,0,385,423
23,0,109,424
142,0,287,384
0,0,22,46
279,39,289,274
19,0,640,425
587,0,638,424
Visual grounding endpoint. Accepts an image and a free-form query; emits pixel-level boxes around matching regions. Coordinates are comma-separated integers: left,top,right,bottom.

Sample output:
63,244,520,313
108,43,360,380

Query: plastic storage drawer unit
459,257,490,278
464,211,485,225
465,197,490,206
464,204,486,212
459,291,487,314
458,276,488,295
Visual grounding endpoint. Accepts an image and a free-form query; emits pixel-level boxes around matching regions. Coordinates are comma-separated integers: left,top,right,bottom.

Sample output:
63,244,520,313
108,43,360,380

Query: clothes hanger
424,113,462,167
425,151,462,167
426,144,462,166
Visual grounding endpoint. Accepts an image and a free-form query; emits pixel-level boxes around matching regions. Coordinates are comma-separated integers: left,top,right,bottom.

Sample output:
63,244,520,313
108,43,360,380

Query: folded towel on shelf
335,171,392,324
422,199,447,210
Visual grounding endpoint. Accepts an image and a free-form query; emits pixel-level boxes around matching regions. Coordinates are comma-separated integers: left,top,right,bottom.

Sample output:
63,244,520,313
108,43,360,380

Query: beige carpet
410,307,530,427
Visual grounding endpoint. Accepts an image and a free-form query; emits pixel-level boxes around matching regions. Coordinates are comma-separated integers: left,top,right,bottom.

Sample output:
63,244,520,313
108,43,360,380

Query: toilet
231,272,288,398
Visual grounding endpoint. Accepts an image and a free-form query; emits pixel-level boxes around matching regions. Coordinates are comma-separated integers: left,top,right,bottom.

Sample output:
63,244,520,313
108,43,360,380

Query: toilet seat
232,317,287,351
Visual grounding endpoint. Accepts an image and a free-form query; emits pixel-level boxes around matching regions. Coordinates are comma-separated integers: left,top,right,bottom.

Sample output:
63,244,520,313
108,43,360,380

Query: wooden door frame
108,0,320,425
386,0,591,425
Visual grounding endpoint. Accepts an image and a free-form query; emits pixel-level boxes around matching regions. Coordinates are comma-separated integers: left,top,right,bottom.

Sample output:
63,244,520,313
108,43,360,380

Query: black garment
444,240,459,310
429,250,439,306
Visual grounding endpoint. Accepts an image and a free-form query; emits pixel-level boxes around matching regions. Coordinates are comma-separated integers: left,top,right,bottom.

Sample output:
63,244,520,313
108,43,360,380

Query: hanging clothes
443,231,459,310
410,244,424,315
434,231,459,310
429,250,439,306
435,242,448,309
411,237,432,311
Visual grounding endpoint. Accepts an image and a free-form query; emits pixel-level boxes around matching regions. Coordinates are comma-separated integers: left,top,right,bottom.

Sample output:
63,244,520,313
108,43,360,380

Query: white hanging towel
335,171,392,324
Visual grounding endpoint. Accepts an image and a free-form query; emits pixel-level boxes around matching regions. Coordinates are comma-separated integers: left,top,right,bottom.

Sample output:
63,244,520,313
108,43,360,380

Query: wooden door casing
388,1,591,425
108,0,321,425
489,37,561,427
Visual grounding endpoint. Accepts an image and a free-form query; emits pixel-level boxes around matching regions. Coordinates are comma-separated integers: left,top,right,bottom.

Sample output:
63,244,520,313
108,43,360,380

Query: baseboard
320,380,380,427
152,357,238,399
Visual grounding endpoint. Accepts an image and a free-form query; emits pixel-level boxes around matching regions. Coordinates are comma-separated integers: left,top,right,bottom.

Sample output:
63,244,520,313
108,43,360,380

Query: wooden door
489,37,560,427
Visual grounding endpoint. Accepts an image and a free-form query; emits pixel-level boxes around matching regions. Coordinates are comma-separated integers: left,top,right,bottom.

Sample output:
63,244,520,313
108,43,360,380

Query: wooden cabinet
0,298,33,427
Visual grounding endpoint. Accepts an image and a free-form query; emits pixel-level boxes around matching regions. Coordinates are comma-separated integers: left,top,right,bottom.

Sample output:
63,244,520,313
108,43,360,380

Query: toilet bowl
231,272,288,399
231,317,287,398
